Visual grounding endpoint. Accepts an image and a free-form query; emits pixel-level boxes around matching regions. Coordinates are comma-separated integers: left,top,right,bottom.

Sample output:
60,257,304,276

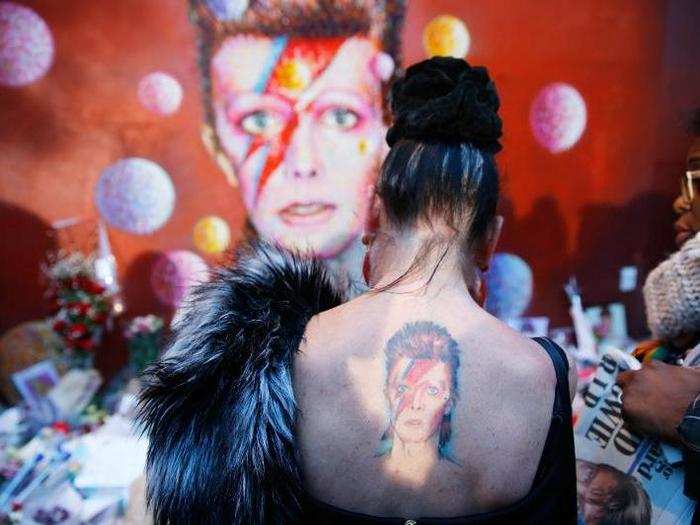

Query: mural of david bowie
189,0,405,294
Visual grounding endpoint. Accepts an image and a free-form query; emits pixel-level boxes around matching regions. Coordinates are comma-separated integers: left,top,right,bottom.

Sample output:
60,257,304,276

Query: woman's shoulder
478,320,577,402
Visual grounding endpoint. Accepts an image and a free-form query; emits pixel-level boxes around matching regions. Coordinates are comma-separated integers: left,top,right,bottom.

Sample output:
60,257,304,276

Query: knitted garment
643,232,700,340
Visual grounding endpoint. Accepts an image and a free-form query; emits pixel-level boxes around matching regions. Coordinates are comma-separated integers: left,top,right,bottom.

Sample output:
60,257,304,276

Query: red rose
75,338,95,351
80,277,105,295
77,303,91,315
67,323,88,339
52,319,67,332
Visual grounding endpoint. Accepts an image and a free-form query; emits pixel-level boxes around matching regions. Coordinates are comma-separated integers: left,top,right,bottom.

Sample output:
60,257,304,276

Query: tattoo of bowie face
379,321,460,459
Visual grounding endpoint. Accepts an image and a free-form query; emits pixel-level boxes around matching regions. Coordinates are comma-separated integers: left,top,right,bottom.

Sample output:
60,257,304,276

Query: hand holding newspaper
574,348,696,524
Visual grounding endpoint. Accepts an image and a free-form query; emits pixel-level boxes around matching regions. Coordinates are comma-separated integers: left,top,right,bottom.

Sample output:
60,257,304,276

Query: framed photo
11,360,60,411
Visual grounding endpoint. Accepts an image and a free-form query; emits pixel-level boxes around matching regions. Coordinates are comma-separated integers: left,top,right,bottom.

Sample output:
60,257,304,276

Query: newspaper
574,350,696,524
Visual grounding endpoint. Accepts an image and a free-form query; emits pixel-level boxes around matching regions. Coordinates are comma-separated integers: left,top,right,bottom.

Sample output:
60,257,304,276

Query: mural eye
321,107,359,130
240,110,283,136
427,386,439,396
396,384,408,395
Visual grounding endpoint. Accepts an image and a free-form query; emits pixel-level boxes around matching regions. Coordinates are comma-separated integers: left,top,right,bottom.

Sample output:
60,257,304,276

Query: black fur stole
138,241,343,524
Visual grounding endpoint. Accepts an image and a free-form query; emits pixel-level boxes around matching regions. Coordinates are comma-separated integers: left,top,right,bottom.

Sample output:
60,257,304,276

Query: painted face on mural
211,35,387,258
387,356,454,444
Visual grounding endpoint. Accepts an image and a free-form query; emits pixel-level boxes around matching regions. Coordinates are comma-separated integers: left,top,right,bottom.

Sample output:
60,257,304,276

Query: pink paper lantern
0,2,54,87
530,83,587,154
151,250,209,307
137,72,183,116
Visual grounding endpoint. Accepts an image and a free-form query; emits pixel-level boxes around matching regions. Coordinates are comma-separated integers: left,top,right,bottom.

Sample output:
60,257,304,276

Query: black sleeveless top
300,337,578,524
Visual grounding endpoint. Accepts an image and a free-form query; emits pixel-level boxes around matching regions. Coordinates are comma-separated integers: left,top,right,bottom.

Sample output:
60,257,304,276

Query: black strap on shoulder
532,337,571,416
531,337,578,521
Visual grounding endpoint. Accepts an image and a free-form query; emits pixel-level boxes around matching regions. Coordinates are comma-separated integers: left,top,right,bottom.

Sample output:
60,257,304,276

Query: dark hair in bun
378,57,501,250
386,56,502,153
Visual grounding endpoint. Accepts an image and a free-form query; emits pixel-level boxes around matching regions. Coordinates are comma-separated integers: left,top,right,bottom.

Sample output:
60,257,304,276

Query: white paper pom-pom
0,2,54,87
137,72,183,116
95,158,176,235
205,0,249,21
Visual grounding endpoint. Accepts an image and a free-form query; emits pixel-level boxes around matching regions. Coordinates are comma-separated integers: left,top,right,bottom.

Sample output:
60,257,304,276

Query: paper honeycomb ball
137,72,183,116
0,2,54,87
151,250,209,308
422,15,470,59
95,158,176,235
193,216,231,255
530,82,587,153
205,0,249,21
484,253,534,320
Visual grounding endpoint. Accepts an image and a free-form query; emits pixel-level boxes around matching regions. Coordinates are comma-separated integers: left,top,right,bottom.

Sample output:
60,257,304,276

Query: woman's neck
370,226,479,302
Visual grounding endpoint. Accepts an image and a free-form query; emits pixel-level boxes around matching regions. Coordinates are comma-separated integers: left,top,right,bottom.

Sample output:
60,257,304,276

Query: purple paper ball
151,250,209,307
530,83,587,154
95,158,176,235
484,253,533,320
0,2,54,87
137,72,183,116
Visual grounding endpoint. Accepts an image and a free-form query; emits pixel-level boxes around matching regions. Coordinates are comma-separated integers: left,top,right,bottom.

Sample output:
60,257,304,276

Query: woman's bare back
294,290,566,518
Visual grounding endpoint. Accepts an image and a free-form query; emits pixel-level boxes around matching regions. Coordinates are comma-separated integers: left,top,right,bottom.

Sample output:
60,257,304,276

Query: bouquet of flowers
44,253,114,368
123,315,164,374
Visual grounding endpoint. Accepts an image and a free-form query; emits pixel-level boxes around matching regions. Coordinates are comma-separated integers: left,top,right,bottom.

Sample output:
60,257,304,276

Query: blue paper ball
95,158,176,235
484,253,533,320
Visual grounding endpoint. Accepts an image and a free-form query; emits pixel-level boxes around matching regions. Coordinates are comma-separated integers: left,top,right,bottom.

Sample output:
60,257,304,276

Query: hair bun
386,57,502,153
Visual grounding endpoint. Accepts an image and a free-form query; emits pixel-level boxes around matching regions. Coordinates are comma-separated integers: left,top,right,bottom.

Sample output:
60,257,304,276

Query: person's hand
617,360,700,445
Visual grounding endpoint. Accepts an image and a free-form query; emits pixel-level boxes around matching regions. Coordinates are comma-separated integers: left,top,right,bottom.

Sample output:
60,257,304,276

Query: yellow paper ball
193,216,231,255
423,15,471,59
274,59,312,92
